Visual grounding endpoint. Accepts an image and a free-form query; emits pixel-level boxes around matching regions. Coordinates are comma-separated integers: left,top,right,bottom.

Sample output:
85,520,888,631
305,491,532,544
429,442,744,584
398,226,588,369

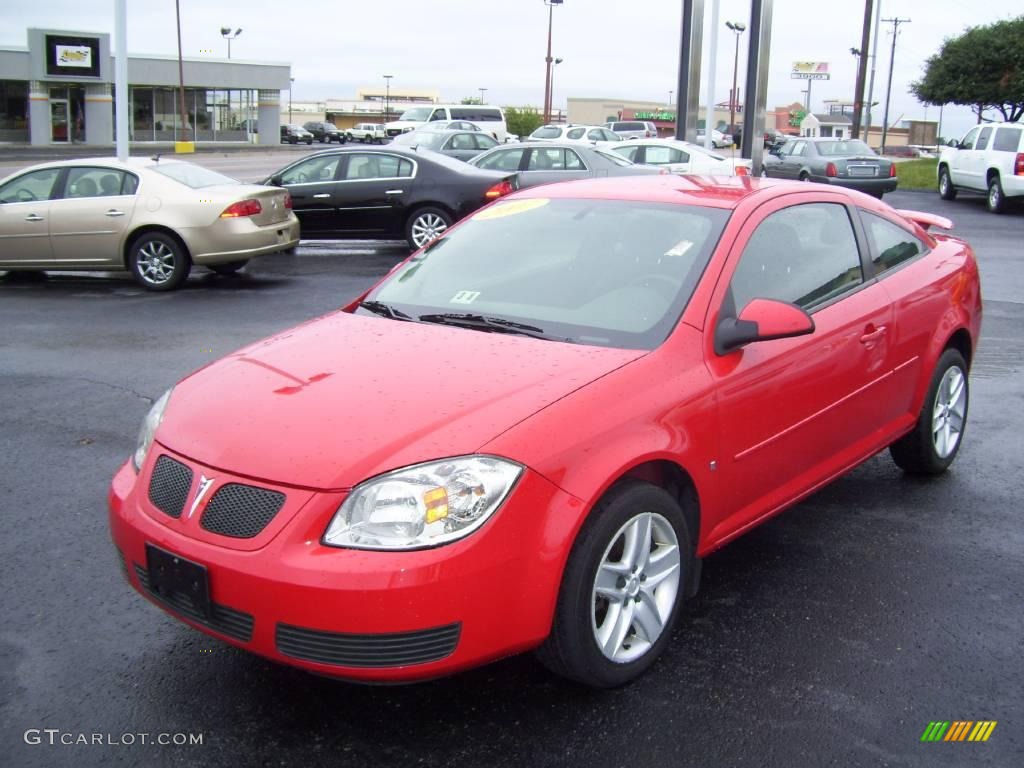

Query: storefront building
0,28,291,145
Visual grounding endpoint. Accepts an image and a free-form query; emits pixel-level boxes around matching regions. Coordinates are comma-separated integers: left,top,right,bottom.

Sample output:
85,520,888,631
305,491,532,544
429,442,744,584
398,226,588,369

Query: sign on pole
791,62,830,80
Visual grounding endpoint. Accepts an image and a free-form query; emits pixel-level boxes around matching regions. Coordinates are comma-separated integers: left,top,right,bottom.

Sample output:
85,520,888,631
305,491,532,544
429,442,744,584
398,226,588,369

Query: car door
276,153,343,235
702,195,897,543
0,167,62,267
49,166,139,266
965,126,993,190
332,152,416,237
780,140,807,178
522,146,590,186
950,127,980,189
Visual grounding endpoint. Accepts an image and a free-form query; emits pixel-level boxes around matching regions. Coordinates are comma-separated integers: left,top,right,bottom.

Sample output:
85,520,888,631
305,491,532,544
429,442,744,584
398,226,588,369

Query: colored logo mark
921,721,997,742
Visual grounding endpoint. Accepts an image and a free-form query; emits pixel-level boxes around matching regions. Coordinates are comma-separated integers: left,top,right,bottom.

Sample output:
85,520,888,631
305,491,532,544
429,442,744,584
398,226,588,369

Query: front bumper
108,448,581,682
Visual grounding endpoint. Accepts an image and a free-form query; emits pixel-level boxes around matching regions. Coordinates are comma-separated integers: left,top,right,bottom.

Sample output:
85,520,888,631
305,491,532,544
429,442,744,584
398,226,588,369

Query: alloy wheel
410,213,448,247
932,365,966,459
591,512,680,663
136,240,177,286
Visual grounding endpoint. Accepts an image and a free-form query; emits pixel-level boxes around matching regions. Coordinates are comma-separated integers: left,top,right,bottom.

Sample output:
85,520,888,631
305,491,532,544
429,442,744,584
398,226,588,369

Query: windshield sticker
450,290,481,304
664,240,694,258
473,198,549,221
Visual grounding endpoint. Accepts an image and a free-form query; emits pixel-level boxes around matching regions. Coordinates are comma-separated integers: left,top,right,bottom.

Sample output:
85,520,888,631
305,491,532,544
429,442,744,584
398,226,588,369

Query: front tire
890,348,969,475
938,167,957,200
128,232,191,291
987,175,1006,214
536,480,692,687
406,206,452,250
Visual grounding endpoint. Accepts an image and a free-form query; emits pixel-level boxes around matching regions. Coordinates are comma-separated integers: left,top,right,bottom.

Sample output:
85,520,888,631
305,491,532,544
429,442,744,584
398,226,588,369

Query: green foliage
911,16,1024,122
460,97,483,105
504,107,543,139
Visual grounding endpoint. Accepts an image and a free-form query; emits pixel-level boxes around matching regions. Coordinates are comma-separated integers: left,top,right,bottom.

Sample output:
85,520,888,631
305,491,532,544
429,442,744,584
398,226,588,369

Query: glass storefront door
49,86,86,143
50,99,69,142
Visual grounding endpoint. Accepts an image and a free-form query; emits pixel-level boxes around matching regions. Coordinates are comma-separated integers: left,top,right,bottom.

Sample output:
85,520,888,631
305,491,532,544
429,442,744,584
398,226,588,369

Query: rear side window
567,128,586,140
66,167,138,197
450,107,502,122
862,212,925,275
527,148,586,171
475,148,524,171
993,127,1022,152
615,122,644,131
611,145,640,162
643,146,688,165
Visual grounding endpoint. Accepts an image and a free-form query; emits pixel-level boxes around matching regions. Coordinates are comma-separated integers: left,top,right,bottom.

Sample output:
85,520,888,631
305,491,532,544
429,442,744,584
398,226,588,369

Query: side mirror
269,174,283,186
946,139,958,148
714,298,815,355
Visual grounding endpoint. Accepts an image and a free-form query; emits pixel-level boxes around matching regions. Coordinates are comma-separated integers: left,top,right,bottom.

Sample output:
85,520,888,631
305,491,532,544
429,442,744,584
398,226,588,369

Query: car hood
157,312,644,489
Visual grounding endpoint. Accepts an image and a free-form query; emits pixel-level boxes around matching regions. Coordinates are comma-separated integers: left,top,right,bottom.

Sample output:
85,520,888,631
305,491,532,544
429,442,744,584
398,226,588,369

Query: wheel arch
123,225,192,270
985,167,1000,185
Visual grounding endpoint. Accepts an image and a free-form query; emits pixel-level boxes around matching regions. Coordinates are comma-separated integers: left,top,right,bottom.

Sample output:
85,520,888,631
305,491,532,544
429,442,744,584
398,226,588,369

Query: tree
911,16,1024,123
460,97,483,105
504,107,543,139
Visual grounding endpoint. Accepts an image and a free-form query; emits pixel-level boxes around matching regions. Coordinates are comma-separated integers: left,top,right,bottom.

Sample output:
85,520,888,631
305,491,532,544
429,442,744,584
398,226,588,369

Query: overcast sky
3,1,1021,138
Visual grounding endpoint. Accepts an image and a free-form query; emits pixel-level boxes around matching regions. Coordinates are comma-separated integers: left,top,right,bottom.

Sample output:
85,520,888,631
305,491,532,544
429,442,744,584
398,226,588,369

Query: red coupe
109,175,982,687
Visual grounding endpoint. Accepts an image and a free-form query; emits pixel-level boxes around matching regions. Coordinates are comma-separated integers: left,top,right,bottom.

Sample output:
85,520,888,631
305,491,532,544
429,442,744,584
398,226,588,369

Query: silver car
391,129,500,162
605,120,658,139
0,157,299,291
468,141,663,188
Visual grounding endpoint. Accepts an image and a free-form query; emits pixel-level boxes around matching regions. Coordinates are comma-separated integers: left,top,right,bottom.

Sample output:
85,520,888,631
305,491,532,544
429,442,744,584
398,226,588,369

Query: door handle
313,193,331,199
859,325,887,344
24,214,44,222
384,189,404,195
105,209,125,217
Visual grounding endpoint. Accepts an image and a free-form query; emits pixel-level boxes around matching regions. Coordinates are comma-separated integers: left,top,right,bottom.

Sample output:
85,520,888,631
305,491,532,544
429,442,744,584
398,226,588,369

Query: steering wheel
17,189,37,202
628,273,680,301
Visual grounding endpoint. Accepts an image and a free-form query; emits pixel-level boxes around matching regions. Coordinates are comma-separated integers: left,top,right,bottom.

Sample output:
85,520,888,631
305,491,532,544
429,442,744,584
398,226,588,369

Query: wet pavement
0,192,1021,767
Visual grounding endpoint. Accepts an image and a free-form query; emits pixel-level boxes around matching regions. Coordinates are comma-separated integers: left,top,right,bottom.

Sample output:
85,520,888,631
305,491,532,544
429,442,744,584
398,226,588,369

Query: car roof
7,156,195,174
509,174,793,209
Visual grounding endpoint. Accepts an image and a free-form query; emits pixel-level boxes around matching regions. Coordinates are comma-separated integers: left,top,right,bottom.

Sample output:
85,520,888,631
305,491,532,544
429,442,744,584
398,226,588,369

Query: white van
386,105,507,142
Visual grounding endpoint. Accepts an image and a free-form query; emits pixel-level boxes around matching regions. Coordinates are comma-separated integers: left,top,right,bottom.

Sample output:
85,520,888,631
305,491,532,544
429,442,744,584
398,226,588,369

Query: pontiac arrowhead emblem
187,475,215,519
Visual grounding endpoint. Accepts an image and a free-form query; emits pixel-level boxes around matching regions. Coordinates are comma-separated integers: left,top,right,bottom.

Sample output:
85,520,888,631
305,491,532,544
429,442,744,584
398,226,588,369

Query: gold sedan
0,157,300,291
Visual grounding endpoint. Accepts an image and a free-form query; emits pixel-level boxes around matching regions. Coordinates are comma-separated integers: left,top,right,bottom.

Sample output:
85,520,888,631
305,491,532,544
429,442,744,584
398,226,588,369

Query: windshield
398,107,433,122
817,140,874,156
147,162,240,188
363,198,730,350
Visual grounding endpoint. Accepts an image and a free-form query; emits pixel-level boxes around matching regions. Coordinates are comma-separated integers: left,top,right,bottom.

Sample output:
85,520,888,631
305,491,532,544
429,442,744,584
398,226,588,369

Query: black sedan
303,121,347,144
263,147,519,250
762,138,897,198
468,141,663,189
281,124,314,145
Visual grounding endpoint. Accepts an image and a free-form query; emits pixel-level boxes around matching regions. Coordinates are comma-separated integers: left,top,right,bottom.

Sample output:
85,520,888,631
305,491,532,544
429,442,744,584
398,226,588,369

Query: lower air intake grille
148,455,193,518
134,564,253,642
276,622,461,668
200,484,286,538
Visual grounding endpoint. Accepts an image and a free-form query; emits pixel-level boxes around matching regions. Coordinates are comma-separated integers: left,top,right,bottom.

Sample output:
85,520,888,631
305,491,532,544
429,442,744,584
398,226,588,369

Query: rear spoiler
895,209,953,232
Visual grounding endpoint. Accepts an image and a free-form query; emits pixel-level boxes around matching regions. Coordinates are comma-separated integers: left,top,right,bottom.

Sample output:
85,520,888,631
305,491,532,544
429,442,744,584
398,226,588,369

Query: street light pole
668,89,673,105
725,21,746,140
879,16,910,155
479,87,487,104
542,0,563,124
289,77,294,124
220,27,242,59
549,59,562,120
383,74,393,121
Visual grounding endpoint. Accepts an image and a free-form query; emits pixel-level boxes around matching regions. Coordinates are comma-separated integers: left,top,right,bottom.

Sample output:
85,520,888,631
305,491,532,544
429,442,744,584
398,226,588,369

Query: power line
879,16,910,154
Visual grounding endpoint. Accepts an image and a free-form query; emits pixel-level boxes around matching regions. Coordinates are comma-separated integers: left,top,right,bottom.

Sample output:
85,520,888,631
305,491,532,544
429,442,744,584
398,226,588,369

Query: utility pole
879,16,910,155
851,0,872,139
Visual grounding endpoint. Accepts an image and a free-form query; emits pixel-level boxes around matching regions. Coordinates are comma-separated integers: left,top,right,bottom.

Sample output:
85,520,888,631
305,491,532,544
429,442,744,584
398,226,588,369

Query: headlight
133,388,172,471
323,456,522,550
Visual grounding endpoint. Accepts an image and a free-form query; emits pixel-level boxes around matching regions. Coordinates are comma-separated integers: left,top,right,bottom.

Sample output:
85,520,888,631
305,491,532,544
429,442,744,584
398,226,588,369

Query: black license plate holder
145,543,212,619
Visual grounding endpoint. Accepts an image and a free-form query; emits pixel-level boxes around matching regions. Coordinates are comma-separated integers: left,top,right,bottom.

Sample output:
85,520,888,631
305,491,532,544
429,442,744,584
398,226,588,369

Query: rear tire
535,480,693,688
938,167,957,200
405,206,452,250
890,348,969,475
128,232,191,291
987,175,1006,214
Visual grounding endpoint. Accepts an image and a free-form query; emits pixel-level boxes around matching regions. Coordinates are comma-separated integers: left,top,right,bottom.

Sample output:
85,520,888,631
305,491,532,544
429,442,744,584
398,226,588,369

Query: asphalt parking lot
1,188,1022,767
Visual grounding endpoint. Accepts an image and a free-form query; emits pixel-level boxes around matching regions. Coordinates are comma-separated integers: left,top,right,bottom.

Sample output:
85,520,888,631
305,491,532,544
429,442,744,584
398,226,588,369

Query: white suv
938,122,1024,213
348,123,386,144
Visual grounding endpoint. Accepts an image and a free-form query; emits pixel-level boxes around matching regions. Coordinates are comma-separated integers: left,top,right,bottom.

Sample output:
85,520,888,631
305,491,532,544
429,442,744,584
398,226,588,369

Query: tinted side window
476,149,524,171
863,212,924,275
282,155,341,184
976,127,992,151
0,168,61,203
993,127,1022,152
567,128,586,140
473,134,498,150
643,146,687,165
730,203,863,312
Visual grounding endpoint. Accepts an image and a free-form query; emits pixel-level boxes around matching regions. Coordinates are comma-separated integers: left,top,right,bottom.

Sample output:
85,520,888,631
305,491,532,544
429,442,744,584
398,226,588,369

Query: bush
505,107,542,139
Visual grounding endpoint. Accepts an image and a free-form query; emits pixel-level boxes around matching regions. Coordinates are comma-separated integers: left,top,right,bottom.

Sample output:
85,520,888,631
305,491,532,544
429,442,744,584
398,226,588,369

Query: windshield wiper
417,312,569,342
359,300,413,321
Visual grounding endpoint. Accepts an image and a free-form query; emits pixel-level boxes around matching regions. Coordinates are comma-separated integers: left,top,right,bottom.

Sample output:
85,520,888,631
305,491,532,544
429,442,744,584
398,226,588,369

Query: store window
0,80,29,141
